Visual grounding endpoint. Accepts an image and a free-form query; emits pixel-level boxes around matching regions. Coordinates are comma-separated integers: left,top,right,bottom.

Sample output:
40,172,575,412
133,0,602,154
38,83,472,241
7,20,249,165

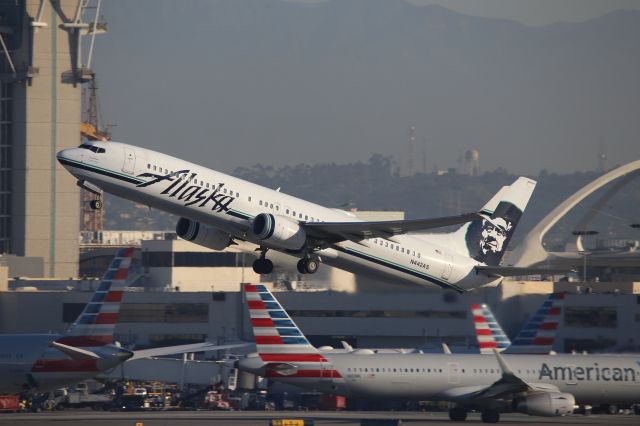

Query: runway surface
0,410,637,426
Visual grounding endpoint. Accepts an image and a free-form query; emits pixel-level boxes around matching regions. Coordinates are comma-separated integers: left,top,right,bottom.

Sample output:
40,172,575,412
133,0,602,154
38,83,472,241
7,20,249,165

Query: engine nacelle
176,217,232,250
515,392,575,417
251,213,306,251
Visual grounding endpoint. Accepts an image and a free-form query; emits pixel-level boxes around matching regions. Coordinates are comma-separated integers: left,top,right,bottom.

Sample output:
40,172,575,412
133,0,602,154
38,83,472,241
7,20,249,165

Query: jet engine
251,213,306,251
175,217,232,250
515,392,575,417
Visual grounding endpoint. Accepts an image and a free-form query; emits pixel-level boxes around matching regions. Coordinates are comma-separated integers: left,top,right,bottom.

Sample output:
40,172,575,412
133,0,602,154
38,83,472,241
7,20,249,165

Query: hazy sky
91,0,640,175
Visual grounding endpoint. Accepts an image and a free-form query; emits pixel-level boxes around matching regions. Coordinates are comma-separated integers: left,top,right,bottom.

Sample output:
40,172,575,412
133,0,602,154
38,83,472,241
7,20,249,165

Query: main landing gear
448,407,467,422
448,407,500,423
252,247,273,274
297,257,319,274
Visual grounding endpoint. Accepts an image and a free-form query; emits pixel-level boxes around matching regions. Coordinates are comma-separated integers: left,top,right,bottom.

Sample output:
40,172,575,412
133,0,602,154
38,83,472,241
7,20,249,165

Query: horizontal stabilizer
475,265,573,277
128,342,250,361
50,341,101,360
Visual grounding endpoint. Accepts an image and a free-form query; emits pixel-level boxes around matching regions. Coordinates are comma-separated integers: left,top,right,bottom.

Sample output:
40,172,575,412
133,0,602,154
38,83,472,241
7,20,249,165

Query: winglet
493,348,515,377
442,343,452,354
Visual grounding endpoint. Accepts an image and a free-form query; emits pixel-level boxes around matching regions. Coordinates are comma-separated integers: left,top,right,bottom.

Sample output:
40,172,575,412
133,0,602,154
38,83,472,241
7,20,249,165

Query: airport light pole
573,230,599,282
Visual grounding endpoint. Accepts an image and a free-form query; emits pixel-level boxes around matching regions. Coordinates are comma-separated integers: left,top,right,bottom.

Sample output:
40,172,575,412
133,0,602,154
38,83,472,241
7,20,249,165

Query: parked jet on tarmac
57,141,547,292
0,248,243,395
238,284,640,423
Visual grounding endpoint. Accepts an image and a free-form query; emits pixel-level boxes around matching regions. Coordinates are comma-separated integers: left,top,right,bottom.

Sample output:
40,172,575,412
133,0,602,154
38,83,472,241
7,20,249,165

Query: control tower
0,1,106,277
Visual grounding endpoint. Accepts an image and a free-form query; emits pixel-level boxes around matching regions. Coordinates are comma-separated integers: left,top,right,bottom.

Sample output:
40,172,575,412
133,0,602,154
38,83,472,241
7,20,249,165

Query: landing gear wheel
480,410,500,423
252,258,274,274
90,199,102,210
305,259,319,274
297,258,319,274
449,407,468,421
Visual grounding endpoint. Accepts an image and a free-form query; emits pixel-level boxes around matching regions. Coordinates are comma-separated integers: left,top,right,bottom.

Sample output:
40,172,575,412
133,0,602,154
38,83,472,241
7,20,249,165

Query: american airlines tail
57,247,134,348
420,177,537,266
28,248,134,386
504,292,564,354
471,303,511,354
471,293,564,355
243,284,343,383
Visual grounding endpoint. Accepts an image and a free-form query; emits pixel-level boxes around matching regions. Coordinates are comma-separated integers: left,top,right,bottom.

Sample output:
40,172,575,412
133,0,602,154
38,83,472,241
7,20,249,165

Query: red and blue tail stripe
471,303,511,354
243,284,343,381
504,292,564,354
57,247,134,348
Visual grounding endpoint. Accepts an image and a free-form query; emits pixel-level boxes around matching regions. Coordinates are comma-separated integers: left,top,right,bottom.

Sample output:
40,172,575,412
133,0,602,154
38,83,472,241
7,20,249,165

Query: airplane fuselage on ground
253,352,640,405
57,141,519,292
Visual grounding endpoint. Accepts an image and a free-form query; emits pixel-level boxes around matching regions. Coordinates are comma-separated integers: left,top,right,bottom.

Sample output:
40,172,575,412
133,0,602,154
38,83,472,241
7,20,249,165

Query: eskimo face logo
479,217,512,255
465,201,521,266
136,169,234,213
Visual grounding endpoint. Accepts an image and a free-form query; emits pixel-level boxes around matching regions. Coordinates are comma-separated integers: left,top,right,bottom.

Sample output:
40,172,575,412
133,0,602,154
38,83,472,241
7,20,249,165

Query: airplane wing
128,342,250,361
439,349,559,402
475,265,573,278
50,341,102,361
304,212,482,244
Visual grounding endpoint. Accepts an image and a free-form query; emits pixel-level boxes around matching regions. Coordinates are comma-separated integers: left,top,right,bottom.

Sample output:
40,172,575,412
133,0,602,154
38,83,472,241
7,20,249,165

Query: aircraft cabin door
122,148,136,174
447,362,461,384
441,254,453,281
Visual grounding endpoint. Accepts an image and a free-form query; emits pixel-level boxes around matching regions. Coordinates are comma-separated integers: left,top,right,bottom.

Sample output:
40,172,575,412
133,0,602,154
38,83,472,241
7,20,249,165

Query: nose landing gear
77,180,103,210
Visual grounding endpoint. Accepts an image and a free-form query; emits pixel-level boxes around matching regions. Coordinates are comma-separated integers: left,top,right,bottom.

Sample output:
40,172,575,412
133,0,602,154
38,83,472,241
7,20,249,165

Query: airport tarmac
0,411,637,426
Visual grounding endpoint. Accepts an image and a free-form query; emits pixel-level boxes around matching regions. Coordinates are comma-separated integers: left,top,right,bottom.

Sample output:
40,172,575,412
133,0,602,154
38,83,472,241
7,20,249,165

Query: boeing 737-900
238,284,640,423
57,141,549,292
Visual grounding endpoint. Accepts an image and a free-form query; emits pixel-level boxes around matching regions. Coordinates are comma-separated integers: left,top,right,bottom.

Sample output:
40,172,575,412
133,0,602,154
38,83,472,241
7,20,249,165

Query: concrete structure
0,1,106,277
509,159,640,273
1,281,639,354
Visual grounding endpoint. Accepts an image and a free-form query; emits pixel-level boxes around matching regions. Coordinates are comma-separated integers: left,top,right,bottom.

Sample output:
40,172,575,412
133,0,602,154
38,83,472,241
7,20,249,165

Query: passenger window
396,246,399,251
418,253,421,258
270,204,274,209
259,201,263,206
153,165,157,171
292,211,296,216
286,209,290,214
248,196,252,202
299,213,302,219
147,164,151,169
385,242,388,247
236,192,239,197
305,215,308,220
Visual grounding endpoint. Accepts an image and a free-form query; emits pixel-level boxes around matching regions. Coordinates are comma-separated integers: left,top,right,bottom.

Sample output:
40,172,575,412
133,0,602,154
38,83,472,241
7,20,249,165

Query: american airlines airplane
57,141,546,292
238,284,640,423
0,248,243,395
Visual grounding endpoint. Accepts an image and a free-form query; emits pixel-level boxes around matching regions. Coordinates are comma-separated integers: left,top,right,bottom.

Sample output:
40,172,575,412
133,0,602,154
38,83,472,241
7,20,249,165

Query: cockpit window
78,144,105,153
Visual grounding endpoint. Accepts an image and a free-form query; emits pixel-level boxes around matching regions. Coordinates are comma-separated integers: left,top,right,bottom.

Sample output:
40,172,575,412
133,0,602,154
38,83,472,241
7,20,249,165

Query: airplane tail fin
57,247,135,348
450,177,536,266
503,292,564,354
242,284,341,380
471,303,511,354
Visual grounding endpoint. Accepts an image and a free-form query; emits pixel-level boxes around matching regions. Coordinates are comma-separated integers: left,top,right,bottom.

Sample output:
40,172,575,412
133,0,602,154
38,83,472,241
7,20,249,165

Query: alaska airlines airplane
0,248,244,395
57,141,545,292
238,284,640,423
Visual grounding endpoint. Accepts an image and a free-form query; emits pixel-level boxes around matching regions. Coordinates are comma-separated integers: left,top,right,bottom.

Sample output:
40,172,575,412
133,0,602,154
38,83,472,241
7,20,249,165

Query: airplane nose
56,148,78,165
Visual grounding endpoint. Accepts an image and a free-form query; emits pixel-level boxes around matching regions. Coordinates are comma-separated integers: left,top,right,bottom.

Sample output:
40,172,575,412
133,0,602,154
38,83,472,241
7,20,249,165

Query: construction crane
80,77,109,234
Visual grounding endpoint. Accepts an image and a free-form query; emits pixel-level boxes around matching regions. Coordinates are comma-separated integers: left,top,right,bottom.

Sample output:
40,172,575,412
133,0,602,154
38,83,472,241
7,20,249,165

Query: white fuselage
253,352,640,405
58,142,491,291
